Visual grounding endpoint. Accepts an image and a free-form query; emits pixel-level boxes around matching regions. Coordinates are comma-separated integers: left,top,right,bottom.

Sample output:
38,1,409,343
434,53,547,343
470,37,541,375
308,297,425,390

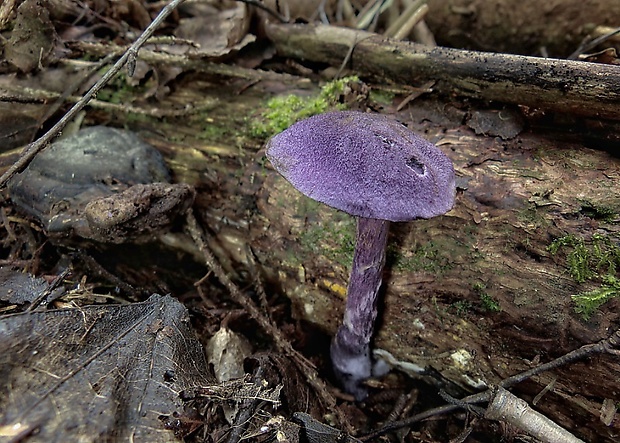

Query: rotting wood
68,41,298,82
265,23,620,121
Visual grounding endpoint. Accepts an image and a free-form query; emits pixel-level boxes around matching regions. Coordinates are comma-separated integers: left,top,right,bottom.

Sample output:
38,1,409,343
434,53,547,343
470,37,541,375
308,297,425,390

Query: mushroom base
330,326,372,400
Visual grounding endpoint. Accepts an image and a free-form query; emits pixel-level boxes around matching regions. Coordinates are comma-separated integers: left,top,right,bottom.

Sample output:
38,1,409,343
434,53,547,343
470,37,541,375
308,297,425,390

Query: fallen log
265,23,620,121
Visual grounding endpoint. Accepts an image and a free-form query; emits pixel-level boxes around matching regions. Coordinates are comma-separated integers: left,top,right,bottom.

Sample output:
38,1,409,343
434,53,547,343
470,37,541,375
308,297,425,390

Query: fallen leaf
0,294,212,442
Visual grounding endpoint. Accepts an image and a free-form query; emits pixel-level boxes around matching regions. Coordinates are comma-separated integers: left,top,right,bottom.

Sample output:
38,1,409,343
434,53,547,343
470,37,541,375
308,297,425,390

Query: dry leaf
0,294,212,442
4,0,63,72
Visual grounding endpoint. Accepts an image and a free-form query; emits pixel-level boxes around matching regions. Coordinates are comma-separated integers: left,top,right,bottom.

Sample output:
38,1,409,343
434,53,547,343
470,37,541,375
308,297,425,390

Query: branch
485,387,584,443
265,23,620,121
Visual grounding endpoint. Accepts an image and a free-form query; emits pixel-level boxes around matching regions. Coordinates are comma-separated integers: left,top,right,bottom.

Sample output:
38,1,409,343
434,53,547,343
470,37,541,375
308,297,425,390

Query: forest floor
0,1,619,442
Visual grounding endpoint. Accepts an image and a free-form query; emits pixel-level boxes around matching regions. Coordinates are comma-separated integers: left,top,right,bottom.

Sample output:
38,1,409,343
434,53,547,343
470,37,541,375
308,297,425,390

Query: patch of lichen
548,233,620,319
249,76,360,138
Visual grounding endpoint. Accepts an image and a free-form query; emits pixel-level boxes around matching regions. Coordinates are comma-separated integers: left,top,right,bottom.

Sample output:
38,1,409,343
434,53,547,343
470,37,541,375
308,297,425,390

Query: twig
33,54,117,137
355,0,391,30
334,31,374,79
265,23,620,121
568,26,620,60
383,0,425,38
225,365,266,443
0,0,17,30
68,40,297,81
485,387,584,443
0,0,187,189
245,245,270,313
441,385,583,442
184,210,352,433
0,85,218,117
360,328,620,440
25,268,71,312
395,80,435,112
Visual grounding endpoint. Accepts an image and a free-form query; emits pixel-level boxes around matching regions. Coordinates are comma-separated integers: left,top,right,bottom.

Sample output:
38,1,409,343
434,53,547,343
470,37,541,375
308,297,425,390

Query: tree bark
265,23,620,121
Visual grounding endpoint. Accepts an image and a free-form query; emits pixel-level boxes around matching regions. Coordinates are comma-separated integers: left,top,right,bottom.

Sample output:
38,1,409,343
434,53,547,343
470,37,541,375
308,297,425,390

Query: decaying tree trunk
265,23,620,122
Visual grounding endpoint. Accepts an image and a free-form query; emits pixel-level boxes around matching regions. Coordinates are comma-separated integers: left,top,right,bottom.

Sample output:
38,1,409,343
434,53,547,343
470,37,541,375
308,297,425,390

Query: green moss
452,300,473,317
578,200,618,222
97,71,144,104
548,234,620,283
389,236,471,275
249,76,360,138
572,275,620,320
369,89,395,105
199,122,232,141
392,241,446,273
517,203,550,228
320,76,360,101
548,233,620,319
473,282,501,312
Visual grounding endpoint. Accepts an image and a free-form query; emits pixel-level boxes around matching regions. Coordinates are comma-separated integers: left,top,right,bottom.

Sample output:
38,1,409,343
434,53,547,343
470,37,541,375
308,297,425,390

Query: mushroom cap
266,111,456,222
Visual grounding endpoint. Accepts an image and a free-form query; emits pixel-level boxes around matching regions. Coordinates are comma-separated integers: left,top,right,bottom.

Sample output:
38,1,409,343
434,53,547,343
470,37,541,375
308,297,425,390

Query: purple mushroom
266,111,455,400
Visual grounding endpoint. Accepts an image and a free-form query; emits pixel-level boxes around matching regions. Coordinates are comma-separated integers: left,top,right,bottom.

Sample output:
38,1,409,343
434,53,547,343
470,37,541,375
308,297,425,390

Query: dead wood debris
184,209,354,434
0,0,186,189
265,23,620,121
362,328,620,441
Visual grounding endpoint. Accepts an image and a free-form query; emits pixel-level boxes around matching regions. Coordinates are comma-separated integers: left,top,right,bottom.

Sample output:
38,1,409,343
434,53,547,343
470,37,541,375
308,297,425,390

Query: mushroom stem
330,216,389,400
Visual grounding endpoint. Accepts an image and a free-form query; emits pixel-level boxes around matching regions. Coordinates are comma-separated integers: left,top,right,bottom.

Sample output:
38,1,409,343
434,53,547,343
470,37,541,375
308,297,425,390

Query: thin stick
384,0,425,38
0,0,187,189
25,268,71,312
568,26,620,60
392,4,428,40
485,387,584,443
184,210,352,433
360,328,620,440
0,85,217,117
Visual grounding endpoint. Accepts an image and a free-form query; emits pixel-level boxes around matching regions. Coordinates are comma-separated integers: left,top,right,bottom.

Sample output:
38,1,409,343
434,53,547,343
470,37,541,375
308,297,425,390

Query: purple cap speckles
266,111,455,222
